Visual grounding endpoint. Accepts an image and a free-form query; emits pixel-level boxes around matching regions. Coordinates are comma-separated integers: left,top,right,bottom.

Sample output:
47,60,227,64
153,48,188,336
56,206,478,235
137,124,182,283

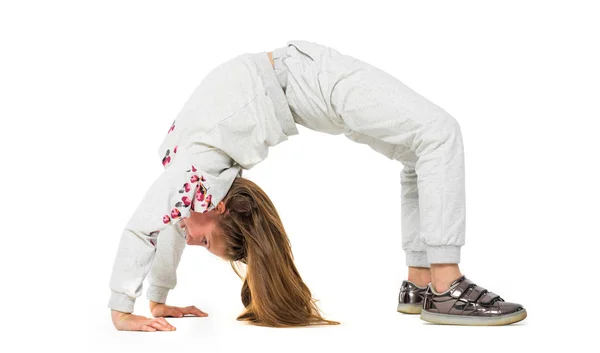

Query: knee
434,112,462,143
439,110,461,131
414,113,463,155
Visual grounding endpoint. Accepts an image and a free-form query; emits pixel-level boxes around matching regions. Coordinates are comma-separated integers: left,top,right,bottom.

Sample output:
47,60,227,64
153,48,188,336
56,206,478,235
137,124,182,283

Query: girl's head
179,177,340,328
179,202,228,258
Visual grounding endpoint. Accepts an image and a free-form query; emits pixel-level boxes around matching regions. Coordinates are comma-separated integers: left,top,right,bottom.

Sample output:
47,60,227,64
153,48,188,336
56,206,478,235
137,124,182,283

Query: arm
146,223,207,318
108,87,279,329
146,223,187,305
107,146,239,330
107,151,198,314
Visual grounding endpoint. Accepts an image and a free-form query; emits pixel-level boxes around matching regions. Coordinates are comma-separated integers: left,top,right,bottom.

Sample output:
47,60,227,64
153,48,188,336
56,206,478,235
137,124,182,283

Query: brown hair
215,176,340,328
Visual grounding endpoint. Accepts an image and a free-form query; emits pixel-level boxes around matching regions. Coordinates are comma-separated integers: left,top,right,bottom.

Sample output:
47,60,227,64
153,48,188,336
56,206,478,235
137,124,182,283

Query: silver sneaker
397,280,429,314
420,275,527,326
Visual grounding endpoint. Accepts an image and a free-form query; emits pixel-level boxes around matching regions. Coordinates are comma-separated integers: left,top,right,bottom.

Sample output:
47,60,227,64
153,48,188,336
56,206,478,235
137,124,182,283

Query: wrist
111,310,132,325
108,291,135,313
149,301,162,310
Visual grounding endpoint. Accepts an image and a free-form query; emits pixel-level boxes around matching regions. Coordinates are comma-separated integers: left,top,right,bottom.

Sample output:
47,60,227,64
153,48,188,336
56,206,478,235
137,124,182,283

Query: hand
149,301,209,318
111,310,176,332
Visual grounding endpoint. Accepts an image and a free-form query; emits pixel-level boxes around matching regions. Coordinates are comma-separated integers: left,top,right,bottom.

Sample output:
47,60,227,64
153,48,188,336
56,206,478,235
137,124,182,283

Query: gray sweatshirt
108,50,299,313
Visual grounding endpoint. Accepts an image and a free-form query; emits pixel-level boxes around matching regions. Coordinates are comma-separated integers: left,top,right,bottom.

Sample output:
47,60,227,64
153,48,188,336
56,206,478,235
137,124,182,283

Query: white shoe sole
397,302,422,314
420,309,527,326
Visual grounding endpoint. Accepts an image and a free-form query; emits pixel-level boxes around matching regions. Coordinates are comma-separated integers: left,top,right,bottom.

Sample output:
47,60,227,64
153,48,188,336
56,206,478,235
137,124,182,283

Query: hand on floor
111,310,176,332
149,301,209,318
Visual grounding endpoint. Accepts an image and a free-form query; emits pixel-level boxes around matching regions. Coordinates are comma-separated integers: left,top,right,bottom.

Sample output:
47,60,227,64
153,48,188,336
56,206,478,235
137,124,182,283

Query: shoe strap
462,285,488,302
448,276,504,305
450,278,475,299
479,291,504,305
461,285,504,305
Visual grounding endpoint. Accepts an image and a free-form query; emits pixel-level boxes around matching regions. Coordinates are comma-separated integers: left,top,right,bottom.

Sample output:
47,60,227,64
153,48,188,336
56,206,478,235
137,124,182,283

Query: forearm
107,150,202,313
108,227,158,313
146,224,187,304
111,309,132,329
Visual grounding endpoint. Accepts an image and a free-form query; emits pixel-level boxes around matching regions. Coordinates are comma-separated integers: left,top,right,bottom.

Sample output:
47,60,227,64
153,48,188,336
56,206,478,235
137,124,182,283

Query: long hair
215,176,340,327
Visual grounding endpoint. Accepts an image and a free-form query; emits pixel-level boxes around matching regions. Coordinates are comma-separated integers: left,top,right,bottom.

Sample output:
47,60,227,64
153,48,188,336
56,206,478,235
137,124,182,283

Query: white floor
88,303,531,353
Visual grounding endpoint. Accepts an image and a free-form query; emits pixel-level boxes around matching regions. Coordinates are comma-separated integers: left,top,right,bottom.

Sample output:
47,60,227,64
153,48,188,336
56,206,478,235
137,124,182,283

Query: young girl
108,40,527,331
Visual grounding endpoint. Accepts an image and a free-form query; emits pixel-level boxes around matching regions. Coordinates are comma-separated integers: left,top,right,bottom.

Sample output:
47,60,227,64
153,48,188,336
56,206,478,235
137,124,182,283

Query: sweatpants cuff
427,245,461,264
108,292,135,313
147,285,170,304
406,251,429,267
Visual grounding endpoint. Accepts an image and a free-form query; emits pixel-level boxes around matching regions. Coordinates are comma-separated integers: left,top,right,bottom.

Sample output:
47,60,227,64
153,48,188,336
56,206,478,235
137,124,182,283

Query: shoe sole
420,309,527,326
397,302,422,314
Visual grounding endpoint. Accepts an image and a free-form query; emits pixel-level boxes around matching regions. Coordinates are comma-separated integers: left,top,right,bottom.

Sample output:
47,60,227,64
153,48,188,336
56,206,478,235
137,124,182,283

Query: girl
108,40,527,331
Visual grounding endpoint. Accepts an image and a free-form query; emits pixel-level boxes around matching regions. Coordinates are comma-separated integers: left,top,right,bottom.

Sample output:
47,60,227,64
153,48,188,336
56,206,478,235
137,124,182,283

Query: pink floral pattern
159,118,215,222
202,195,213,211
162,164,213,225
170,208,181,219
196,183,207,202
162,149,172,168
194,181,213,211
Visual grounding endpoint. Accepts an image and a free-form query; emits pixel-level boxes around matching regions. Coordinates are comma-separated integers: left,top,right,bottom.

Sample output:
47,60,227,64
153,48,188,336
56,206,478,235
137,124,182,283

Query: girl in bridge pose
108,40,527,331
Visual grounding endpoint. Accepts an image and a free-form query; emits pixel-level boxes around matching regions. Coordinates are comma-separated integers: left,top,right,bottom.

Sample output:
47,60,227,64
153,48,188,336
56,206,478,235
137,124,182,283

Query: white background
1,0,598,352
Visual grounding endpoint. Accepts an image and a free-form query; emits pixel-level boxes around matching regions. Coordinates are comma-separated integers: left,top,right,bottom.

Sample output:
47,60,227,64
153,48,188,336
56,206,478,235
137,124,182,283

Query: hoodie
108,50,299,313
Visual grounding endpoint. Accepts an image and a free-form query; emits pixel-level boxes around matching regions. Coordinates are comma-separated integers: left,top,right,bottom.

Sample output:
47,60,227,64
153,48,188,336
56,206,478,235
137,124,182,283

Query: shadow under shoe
420,275,527,326
397,280,429,314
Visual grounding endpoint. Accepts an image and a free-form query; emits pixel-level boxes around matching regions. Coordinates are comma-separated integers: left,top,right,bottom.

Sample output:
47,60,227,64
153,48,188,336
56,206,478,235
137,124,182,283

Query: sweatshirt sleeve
108,145,242,313
108,86,282,312
146,222,187,304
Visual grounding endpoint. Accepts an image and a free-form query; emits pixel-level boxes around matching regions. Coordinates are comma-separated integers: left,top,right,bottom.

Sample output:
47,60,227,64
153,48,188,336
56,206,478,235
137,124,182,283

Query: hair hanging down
215,177,340,328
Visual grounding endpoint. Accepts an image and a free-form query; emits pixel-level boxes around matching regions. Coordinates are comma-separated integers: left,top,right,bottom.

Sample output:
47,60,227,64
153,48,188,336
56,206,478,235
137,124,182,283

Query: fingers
152,304,208,319
182,305,208,317
146,318,176,331
157,317,176,330
148,321,173,331
168,307,184,318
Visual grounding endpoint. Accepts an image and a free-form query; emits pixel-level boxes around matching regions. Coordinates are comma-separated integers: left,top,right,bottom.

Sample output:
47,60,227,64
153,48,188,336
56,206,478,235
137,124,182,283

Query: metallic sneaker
420,275,527,326
397,280,429,314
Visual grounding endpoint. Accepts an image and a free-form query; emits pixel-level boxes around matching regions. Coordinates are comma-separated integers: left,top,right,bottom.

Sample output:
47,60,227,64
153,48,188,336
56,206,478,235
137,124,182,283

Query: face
179,201,228,258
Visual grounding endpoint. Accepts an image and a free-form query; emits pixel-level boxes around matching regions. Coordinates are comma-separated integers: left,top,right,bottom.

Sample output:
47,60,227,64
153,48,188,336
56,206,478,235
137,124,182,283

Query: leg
274,40,466,268
328,58,467,268
400,165,426,262
401,165,432,287
430,263,462,292
343,130,433,288
283,39,525,324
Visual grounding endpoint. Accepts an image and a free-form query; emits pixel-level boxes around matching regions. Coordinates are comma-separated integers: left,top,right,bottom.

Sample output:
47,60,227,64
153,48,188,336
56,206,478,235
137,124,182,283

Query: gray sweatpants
272,40,466,267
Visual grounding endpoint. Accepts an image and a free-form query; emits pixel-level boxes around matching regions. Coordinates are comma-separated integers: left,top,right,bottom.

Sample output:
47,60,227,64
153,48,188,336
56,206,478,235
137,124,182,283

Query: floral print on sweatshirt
161,164,214,226
158,119,214,227
161,146,178,168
